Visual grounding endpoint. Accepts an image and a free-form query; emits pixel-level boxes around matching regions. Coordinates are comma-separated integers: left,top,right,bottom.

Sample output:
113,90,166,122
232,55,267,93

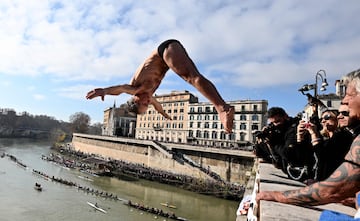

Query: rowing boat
160,202,177,209
87,202,107,214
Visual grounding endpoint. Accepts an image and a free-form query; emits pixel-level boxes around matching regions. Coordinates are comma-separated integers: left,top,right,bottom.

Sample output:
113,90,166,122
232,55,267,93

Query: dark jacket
314,128,353,181
269,117,316,180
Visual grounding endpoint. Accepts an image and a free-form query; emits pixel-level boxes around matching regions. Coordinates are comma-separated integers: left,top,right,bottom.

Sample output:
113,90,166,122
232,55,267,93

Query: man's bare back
86,39,234,133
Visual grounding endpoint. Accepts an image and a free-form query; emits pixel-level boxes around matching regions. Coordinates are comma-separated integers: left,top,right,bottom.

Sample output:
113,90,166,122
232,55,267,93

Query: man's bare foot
219,106,234,133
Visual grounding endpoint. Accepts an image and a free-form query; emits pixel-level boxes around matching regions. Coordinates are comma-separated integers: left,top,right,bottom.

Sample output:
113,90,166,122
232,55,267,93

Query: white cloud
0,0,359,100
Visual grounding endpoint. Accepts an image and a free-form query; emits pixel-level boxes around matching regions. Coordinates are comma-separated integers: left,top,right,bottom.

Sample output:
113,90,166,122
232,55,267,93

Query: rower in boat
86,201,107,214
34,183,42,191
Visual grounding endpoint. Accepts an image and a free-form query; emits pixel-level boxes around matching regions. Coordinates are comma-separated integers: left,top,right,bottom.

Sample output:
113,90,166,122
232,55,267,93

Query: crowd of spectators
255,68,360,220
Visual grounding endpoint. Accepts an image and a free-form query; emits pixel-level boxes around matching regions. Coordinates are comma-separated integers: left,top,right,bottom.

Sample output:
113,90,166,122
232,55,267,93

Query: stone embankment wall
72,136,212,179
72,134,255,183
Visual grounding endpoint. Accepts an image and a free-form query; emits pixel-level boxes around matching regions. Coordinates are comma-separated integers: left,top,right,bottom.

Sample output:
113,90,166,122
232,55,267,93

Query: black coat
314,128,353,181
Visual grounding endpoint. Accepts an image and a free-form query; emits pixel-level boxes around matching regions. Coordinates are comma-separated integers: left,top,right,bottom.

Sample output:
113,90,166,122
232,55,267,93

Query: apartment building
135,90,198,142
134,90,268,147
188,100,268,147
102,103,137,137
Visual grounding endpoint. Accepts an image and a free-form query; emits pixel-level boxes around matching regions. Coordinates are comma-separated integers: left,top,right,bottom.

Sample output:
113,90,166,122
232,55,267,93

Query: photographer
255,107,316,181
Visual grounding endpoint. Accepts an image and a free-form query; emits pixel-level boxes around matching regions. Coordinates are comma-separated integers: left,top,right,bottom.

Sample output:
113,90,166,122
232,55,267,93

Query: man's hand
86,88,105,101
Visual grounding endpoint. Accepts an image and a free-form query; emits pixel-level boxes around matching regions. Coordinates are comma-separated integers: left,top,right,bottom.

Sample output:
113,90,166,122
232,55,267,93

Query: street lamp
298,69,329,117
298,69,329,98
314,69,328,98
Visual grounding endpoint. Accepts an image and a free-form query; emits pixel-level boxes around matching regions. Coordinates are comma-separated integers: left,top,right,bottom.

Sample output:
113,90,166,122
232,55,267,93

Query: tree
88,122,102,135
69,112,90,133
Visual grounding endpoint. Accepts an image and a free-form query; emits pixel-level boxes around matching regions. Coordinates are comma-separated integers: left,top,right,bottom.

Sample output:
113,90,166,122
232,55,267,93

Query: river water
0,138,238,221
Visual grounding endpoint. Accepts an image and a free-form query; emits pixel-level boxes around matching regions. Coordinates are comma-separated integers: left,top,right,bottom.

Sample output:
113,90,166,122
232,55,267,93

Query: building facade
134,90,268,147
102,103,137,137
187,100,268,148
135,90,198,142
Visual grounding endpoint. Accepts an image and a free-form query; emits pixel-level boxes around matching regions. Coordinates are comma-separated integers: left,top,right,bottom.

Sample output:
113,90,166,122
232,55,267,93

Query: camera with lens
255,123,278,140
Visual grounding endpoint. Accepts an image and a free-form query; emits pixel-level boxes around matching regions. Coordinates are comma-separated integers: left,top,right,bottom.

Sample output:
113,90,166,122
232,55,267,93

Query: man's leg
161,41,234,133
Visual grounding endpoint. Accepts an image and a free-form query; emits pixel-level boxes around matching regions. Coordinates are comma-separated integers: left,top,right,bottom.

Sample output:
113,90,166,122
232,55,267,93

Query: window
212,131,217,139
213,115,218,120
240,123,246,130
197,122,201,128
198,107,202,112
205,106,211,112
204,131,209,139
204,122,209,128
212,122,217,129
327,100,332,107
190,107,195,113
251,124,259,130
190,115,194,120
188,131,193,137
205,115,210,120
253,105,258,111
240,114,247,121
252,114,259,121
196,130,202,138
241,105,245,111
189,122,193,128
197,115,202,120
240,132,246,141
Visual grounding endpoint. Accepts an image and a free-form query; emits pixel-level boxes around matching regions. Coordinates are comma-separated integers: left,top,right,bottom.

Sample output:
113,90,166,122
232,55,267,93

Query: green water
0,138,238,221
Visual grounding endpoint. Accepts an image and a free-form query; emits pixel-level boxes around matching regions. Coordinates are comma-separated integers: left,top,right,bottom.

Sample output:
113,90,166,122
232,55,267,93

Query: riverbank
50,143,246,201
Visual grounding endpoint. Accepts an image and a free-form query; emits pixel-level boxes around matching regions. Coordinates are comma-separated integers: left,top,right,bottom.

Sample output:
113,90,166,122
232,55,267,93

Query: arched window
196,130,202,138
204,131,209,139
212,131,217,139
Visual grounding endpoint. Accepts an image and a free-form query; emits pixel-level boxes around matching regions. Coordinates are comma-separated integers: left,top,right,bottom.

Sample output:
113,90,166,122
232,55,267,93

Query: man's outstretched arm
86,84,137,101
151,97,172,120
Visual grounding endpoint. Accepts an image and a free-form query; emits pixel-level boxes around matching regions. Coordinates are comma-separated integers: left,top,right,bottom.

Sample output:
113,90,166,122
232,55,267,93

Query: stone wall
72,134,254,183
72,136,210,179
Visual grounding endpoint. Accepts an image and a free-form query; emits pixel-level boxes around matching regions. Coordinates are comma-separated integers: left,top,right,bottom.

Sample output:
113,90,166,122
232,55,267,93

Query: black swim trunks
157,39,180,59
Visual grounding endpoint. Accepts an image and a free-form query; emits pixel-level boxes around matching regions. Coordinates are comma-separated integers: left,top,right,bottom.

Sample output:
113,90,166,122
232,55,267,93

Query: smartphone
302,112,309,122
302,112,311,128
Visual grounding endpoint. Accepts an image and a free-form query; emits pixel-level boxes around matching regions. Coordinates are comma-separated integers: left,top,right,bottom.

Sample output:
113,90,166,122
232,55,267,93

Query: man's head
342,68,360,120
337,103,350,128
127,93,151,114
267,107,288,126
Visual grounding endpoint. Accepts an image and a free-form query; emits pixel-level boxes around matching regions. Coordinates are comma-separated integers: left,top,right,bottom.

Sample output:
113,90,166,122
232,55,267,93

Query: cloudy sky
1,0,359,124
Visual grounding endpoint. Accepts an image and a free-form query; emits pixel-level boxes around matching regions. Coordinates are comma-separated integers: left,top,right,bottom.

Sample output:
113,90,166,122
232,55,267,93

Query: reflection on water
0,138,238,221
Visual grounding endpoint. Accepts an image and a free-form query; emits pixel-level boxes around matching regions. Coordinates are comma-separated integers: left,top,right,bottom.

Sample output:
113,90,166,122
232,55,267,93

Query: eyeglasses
320,114,333,121
338,111,349,117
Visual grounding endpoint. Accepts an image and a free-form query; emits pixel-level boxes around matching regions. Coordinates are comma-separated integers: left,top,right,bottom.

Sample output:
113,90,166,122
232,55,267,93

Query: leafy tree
69,112,90,133
88,122,102,135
